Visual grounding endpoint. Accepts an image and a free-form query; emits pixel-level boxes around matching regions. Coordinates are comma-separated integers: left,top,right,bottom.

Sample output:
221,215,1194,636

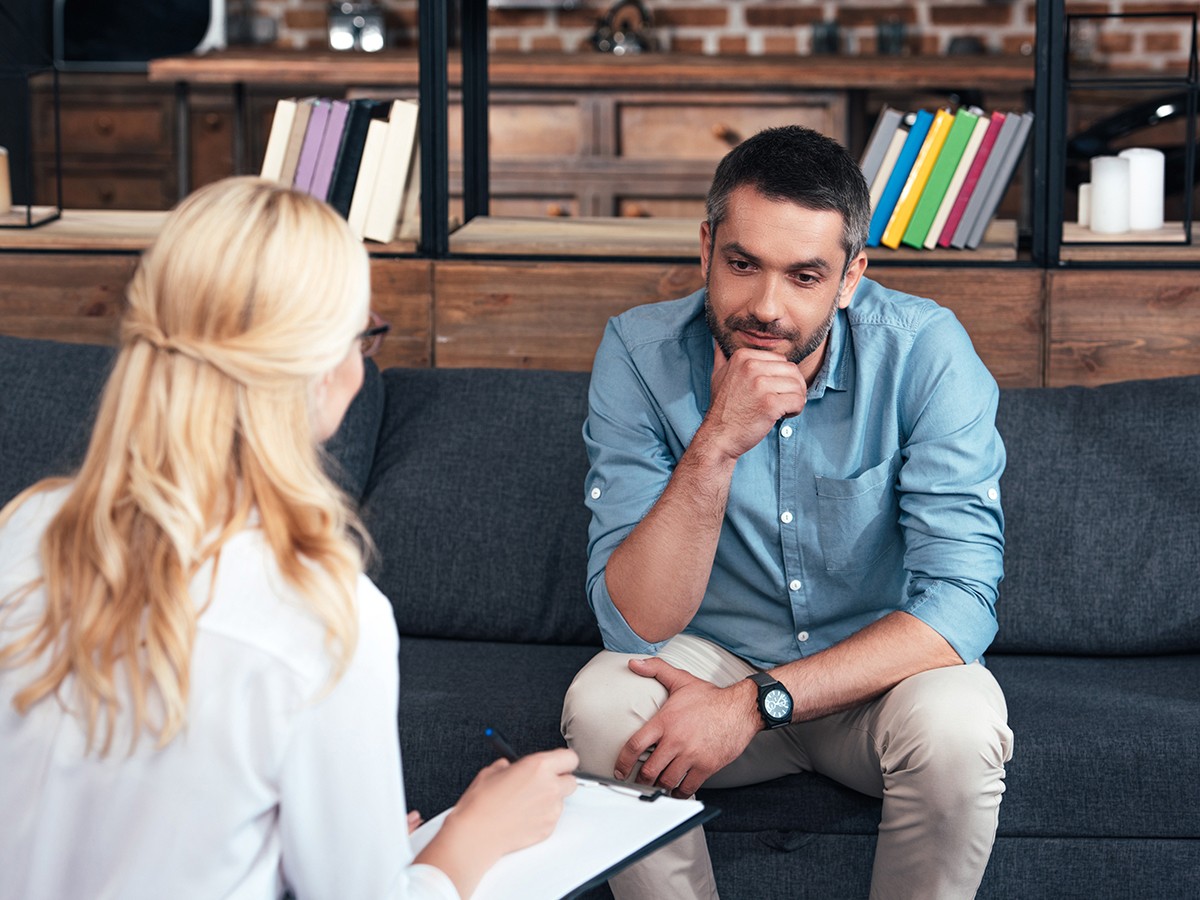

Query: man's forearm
604,435,738,643
771,611,964,722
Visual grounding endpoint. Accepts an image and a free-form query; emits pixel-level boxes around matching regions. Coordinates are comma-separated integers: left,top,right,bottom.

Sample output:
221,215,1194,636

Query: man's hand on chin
612,656,762,798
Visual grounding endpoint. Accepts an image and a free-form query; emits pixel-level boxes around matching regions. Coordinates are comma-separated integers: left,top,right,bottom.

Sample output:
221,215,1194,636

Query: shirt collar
807,305,850,399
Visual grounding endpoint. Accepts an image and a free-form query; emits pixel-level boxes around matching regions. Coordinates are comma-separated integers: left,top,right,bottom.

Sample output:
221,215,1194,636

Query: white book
363,99,420,244
923,113,991,249
347,118,390,241
259,98,297,182
868,127,909,214
396,143,422,242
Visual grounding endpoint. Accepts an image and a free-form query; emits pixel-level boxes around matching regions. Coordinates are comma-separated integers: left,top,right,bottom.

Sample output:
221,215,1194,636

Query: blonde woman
0,177,576,900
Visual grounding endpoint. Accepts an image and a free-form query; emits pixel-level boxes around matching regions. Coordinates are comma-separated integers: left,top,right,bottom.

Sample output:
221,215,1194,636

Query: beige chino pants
561,633,1014,900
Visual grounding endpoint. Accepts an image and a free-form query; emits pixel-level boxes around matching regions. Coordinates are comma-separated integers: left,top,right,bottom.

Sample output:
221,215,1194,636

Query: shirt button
789,579,802,591
780,425,794,438
590,487,602,500
987,487,999,501
780,511,793,525
797,631,810,642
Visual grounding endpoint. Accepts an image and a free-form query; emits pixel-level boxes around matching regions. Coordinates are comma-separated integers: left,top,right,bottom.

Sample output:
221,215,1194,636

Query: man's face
701,186,867,383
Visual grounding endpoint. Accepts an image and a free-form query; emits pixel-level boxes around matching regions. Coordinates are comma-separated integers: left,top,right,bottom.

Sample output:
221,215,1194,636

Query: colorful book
259,98,298,182
880,107,954,249
363,99,421,244
938,111,1006,248
279,97,316,187
950,112,1023,249
924,113,991,249
964,111,1034,249
347,117,389,240
867,109,932,247
901,107,979,248
292,99,332,193
859,106,905,188
327,99,390,219
308,99,352,201
869,125,909,213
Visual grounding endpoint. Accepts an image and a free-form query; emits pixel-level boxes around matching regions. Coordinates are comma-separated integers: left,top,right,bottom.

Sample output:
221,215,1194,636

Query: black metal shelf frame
424,0,1200,268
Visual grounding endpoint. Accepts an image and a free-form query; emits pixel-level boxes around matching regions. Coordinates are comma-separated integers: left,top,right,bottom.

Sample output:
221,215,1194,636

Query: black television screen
55,0,217,71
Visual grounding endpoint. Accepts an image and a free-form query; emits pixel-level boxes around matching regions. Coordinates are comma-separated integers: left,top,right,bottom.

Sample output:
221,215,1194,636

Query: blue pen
484,726,519,762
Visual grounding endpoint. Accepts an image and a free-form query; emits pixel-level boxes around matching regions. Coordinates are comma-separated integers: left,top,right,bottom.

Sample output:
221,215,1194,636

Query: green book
901,107,980,248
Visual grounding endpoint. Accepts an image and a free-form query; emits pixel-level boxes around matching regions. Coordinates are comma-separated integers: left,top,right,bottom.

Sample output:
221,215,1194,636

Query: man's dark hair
705,126,871,272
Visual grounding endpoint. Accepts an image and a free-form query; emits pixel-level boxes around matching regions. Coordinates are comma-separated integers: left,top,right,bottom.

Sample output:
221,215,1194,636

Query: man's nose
745,275,786,326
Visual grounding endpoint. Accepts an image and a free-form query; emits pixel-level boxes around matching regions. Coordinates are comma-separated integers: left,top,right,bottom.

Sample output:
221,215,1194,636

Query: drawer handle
98,188,115,205
546,203,570,218
622,204,650,218
712,123,741,146
203,113,223,131
95,115,115,136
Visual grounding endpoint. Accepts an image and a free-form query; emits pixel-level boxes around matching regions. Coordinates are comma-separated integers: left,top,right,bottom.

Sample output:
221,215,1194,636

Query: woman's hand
415,747,579,898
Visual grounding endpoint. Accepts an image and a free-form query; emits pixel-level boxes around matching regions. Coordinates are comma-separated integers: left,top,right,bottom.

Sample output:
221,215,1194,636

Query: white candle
1089,156,1130,234
1118,147,1165,231
1078,183,1091,227
0,147,11,216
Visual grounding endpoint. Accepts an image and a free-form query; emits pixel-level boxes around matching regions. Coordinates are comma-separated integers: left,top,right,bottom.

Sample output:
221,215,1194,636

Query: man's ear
837,253,868,309
699,220,712,280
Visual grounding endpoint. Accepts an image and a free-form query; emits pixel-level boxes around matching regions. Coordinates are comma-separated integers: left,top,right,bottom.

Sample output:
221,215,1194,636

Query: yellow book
880,108,953,249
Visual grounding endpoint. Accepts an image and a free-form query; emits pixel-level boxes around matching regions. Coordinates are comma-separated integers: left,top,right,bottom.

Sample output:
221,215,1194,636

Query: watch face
764,688,792,721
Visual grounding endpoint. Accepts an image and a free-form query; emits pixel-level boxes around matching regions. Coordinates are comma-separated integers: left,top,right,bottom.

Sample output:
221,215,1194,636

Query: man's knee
880,666,1013,798
561,650,667,754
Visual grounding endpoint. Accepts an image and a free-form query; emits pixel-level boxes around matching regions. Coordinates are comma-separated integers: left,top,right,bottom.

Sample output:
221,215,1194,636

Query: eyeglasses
357,311,391,359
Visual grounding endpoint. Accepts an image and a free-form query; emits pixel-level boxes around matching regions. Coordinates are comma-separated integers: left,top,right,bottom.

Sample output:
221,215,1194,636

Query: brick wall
259,1,1194,72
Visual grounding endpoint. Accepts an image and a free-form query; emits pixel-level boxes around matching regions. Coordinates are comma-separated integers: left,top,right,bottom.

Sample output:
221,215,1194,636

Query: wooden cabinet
32,74,176,210
30,74,242,211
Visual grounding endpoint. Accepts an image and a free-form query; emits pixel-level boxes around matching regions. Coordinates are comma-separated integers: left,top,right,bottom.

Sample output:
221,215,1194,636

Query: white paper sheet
408,779,708,900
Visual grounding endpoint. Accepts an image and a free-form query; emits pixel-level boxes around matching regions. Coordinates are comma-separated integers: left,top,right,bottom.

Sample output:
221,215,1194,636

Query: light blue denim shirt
583,279,1005,668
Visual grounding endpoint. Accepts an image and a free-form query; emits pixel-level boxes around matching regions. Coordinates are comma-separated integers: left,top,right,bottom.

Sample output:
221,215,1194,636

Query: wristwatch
747,672,793,729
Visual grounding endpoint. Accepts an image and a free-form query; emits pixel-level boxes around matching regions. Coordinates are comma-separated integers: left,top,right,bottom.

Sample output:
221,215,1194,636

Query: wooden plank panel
0,255,433,370
370,259,434,369
857,267,1044,388
1048,270,1200,387
434,261,704,370
433,262,1043,384
0,254,136,345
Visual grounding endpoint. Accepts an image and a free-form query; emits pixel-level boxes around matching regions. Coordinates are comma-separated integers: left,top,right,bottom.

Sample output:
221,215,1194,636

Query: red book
936,111,1006,248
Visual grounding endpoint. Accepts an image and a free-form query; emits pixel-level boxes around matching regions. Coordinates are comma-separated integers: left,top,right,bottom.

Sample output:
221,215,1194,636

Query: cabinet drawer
38,102,172,158
617,100,839,160
37,169,173,210
449,101,583,159
618,197,708,219
451,195,580,221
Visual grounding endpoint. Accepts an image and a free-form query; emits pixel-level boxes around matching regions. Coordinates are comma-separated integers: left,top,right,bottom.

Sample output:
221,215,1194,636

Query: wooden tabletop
148,48,1035,91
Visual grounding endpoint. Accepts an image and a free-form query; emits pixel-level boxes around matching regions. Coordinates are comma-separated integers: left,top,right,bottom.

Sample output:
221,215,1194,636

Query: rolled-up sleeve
896,309,1006,663
582,320,676,654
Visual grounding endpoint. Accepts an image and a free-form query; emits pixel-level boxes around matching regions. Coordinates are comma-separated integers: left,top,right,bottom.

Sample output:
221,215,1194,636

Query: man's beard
704,277,841,366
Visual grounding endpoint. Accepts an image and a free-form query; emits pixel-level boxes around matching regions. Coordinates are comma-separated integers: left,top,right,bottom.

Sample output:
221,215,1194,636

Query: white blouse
0,486,458,900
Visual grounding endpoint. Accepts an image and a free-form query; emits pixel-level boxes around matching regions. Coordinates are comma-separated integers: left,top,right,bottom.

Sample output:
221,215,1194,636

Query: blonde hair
0,177,372,755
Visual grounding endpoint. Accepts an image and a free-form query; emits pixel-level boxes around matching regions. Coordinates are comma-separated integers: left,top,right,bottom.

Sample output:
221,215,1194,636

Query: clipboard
409,777,720,900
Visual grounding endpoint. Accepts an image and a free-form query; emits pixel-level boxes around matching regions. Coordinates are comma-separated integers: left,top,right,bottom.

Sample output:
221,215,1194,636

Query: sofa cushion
365,368,601,645
0,335,383,507
994,376,1200,654
987,653,1200,839
0,336,113,507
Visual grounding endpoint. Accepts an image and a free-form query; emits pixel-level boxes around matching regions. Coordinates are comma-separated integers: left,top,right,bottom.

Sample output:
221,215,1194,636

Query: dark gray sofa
2,333,1198,899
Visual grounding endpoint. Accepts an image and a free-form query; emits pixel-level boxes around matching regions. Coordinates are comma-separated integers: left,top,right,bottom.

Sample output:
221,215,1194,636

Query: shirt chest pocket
814,452,902,572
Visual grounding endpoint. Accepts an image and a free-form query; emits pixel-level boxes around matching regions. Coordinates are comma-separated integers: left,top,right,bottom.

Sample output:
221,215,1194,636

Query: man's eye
792,272,819,285
730,259,754,272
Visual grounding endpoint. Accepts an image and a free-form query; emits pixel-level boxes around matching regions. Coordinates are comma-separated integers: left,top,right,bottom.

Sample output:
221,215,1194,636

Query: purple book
308,100,351,201
292,100,332,193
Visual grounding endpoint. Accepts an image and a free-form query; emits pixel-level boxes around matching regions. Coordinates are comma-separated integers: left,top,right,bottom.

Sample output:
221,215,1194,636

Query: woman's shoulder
199,533,396,683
